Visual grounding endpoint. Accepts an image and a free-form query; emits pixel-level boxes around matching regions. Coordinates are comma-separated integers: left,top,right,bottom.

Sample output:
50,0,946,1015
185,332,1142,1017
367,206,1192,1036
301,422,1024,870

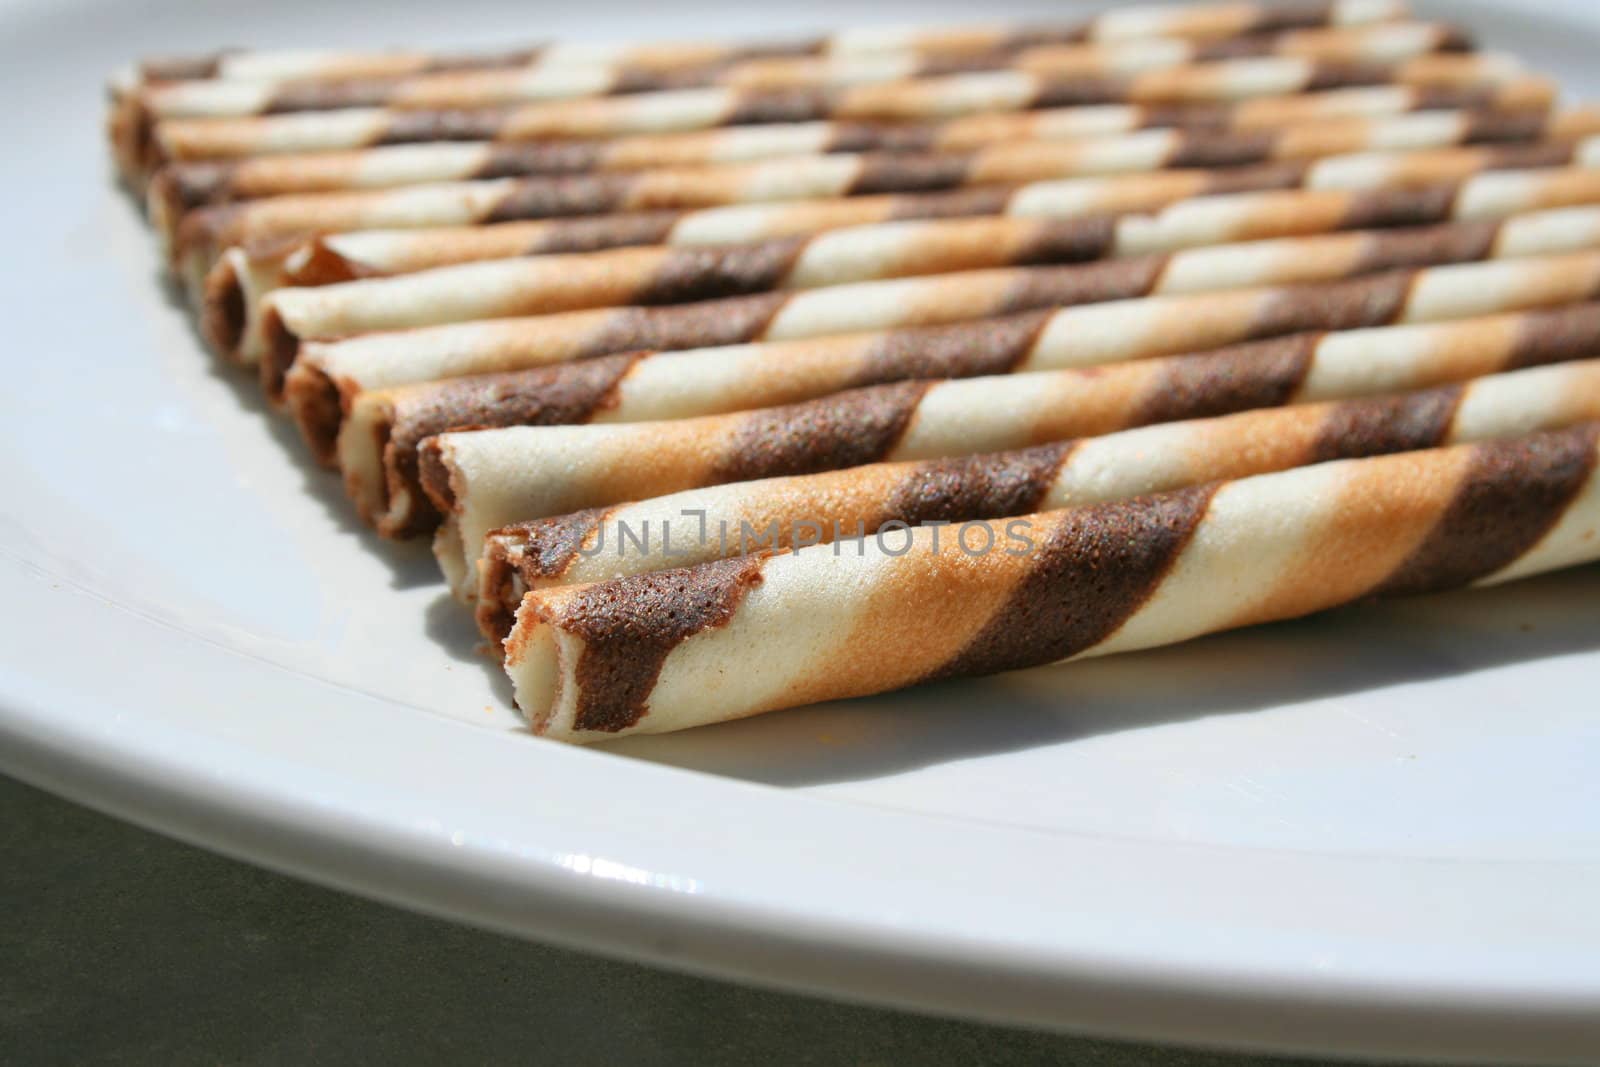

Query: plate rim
5,555,1600,1064
6,0,1600,1058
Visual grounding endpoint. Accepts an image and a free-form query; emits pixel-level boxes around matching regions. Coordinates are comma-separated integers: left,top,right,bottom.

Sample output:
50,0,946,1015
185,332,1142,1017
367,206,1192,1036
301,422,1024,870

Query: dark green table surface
2,772,1404,1066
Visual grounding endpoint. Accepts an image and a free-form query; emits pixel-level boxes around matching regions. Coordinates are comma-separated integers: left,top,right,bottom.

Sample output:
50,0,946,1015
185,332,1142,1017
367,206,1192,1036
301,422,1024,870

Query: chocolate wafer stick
354,295,1600,545
121,2,1409,88
503,423,1600,740
217,134,1590,339
257,204,1600,402
174,132,1587,297
419,250,1600,552
140,52,1532,181
131,24,1471,125
288,180,1600,460
152,96,1579,220
473,358,1600,638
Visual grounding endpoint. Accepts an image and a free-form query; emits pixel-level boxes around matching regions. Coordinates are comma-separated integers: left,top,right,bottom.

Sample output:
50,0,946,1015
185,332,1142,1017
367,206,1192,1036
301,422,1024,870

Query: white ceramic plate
3,0,1599,1060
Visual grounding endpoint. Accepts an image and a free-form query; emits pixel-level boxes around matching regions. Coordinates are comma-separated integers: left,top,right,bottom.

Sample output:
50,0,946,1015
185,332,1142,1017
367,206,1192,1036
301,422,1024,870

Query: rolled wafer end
476,509,610,639
200,254,250,361
374,467,442,541
432,518,473,602
476,536,526,639
285,355,348,465
338,393,396,520
106,95,156,190
503,613,565,735
506,555,770,741
146,163,231,230
258,303,301,403
211,239,374,364
417,437,461,519
338,391,446,540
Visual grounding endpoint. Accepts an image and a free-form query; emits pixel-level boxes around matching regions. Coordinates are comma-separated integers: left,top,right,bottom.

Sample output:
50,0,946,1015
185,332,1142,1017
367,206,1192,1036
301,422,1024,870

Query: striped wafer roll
292,243,1600,471
223,141,1598,335
473,358,1600,639
150,103,1585,240
420,286,1600,562
153,93,1584,218
503,423,1600,741
142,52,1532,178
290,180,1600,454
172,131,1588,288
257,205,1600,401
130,24,1472,125
353,298,1600,543
144,82,1554,197
123,3,1409,88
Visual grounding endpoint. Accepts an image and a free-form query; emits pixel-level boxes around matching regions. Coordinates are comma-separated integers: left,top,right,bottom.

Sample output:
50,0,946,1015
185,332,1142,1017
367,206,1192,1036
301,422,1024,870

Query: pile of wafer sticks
111,1,1600,742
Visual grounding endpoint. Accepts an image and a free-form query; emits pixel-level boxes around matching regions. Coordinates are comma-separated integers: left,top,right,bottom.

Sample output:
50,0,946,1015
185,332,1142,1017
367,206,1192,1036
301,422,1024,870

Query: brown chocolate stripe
849,309,1058,384
883,184,1026,221
632,237,809,304
1227,0,1337,33
1468,140,1583,170
933,483,1220,678
387,353,641,459
1348,218,1498,274
710,380,934,482
824,122,944,154
847,154,981,196
514,212,683,256
1375,423,1600,596
997,254,1168,314
501,507,614,582
584,292,792,359
1245,269,1415,338
1131,333,1319,425
1506,303,1600,367
881,443,1073,527
1460,109,1553,142
1195,160,1312,194
1336,183,1460,230
1166,129,1282,168
482,173,638,222
1011,215,1122,265
1309,384,1464,462
377,108,517,145
417,441,456,517
559,555,769,733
